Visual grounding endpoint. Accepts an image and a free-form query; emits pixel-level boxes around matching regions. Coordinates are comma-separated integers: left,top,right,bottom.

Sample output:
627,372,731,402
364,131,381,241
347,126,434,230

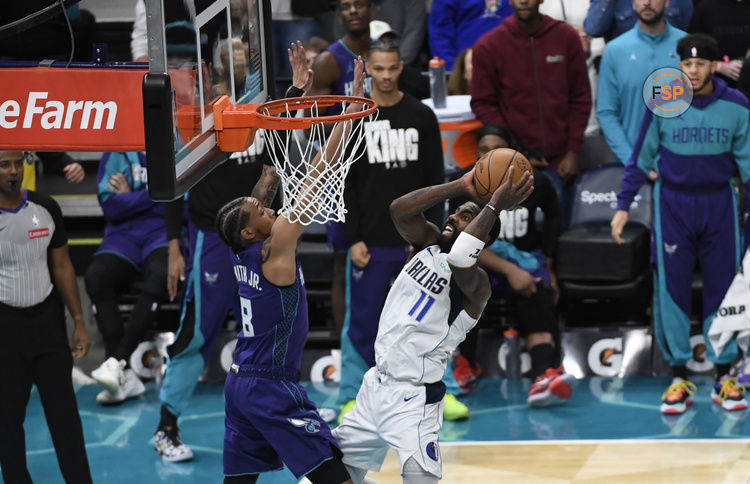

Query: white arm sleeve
439,310,479,355
131,0,148,61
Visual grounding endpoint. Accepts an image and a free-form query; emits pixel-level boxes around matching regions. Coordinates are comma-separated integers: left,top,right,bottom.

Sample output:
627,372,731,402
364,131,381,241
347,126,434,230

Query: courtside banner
0,67,147,151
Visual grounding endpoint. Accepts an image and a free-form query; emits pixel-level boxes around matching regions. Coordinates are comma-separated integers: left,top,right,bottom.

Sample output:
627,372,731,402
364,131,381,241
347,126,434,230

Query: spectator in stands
611,34,750,415
0,150,92,484
338,36,468,424
21,152,85,191
689,0,750,89
370,0,427,67
584,0,693,42
428,0,513,71
131,0,148,62
540,0,612,170
304,36,331,67
471,0,591,183
447,47,471,96
271,0,323,78
85,152,168,406
308,0,374,336
596,0,685,167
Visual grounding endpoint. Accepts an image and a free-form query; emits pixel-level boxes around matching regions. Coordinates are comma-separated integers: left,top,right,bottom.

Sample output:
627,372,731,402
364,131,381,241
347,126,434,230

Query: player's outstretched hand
289,41,313,94
491,166,534,211
351,56,365,98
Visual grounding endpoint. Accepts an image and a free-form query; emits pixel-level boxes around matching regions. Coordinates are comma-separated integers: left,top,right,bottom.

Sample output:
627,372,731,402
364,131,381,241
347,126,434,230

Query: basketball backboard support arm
142,0,176,201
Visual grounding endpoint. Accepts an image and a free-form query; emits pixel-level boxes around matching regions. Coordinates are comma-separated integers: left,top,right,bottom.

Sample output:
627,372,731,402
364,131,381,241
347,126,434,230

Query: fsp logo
642,67,693,118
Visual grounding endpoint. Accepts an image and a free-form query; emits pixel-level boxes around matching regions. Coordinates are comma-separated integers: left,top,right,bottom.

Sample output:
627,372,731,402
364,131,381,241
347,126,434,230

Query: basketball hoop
213,94,378,225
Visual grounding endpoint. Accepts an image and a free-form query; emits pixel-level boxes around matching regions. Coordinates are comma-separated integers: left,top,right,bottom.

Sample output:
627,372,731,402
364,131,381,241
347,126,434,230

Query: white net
262,99,377,225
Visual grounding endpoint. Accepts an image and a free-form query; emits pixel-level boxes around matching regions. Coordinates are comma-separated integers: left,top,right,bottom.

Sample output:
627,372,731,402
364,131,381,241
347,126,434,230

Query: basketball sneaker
453,354,478,395
527,367,576,407
711,375,748,411
91,357,126,393
95,369,146,406
443,393,469,421
660,378,697,414
338,399,356,425
154,429,194,462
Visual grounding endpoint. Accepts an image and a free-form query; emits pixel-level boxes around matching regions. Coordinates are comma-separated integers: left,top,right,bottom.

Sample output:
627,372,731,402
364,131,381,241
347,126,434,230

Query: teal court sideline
15,376,750,483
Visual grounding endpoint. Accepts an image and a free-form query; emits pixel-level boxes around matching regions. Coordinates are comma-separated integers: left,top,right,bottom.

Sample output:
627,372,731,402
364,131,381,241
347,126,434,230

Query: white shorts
332,367,444,478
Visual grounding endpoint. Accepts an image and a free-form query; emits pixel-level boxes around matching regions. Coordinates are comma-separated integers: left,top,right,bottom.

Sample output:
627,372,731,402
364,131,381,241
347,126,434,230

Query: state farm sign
1,92,118,130
0,67,146,151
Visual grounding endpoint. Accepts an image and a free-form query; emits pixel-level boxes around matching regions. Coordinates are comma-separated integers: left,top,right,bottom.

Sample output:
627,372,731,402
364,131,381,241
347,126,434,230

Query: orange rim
255,95,377,128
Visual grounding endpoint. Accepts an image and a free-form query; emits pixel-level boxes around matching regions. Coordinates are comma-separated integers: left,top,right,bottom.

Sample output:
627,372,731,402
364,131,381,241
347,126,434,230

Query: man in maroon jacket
471,0,591,182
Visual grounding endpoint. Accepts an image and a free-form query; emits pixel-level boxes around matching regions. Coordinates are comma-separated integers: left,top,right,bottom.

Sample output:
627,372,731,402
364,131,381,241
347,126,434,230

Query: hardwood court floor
14,377,750,483
367,441,750,483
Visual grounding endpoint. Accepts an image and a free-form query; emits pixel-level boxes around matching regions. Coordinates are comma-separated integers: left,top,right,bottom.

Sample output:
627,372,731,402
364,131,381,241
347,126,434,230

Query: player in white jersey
333,166,534,483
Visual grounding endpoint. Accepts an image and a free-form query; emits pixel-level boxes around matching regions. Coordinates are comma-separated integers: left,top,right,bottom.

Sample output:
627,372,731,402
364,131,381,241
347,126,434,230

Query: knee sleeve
516,284,557,337
402,457,439,484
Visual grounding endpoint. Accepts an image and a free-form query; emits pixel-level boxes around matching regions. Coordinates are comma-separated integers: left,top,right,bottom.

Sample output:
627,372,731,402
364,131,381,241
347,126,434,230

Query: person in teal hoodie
596,0,685,166
611,34,750,416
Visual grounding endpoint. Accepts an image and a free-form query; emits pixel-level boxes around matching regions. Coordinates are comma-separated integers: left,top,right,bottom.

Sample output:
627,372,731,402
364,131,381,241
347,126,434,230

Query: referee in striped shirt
0,151,92,483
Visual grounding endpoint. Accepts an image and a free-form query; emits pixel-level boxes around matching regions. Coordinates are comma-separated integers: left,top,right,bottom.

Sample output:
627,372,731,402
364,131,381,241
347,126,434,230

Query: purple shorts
95,220,167,270
325,221,348,252
223,369,340,479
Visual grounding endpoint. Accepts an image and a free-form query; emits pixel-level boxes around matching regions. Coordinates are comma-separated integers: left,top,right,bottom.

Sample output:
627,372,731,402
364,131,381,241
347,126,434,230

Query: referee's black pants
0,296,92,484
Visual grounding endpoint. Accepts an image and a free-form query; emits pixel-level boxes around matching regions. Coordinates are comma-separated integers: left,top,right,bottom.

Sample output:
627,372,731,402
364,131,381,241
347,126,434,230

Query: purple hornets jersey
327,40,372,112
231,241,309,370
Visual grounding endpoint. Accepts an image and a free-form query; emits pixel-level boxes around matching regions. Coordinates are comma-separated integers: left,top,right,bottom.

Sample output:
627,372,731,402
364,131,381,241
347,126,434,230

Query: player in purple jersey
213,50,365,484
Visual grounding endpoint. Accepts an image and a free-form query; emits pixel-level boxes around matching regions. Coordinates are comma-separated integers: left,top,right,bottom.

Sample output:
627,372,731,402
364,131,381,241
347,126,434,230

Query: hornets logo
288,417,321,434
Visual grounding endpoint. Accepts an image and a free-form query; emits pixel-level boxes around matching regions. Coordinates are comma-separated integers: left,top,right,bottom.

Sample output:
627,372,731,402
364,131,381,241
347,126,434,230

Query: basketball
472,148,532,203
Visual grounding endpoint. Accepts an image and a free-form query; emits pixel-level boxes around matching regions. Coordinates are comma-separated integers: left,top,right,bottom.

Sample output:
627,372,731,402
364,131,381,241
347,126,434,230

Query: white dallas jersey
374,244,479,385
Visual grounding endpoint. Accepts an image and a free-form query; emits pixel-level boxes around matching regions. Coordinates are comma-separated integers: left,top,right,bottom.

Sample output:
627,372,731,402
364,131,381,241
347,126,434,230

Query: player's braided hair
216,197,250,252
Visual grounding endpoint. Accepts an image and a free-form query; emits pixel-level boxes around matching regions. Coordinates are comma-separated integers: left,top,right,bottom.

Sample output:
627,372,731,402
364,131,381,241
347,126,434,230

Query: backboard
143,0,273,201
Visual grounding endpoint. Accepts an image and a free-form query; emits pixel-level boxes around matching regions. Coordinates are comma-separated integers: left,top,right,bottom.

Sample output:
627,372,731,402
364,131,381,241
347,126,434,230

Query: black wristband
284,85,304,98
484,203,501,217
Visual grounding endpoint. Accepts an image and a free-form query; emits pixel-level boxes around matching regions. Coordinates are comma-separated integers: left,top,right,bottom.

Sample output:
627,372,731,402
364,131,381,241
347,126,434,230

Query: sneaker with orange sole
527,367,576,407
660,378,697,414
711,375,747,411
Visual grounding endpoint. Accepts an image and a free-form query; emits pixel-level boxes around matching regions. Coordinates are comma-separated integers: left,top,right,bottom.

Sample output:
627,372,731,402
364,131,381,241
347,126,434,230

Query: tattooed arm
390,178,470,250
251,164,280,208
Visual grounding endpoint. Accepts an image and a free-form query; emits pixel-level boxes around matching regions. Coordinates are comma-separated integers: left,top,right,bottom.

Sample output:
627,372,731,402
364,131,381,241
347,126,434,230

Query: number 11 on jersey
409,290,435,322
240,296,255,336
